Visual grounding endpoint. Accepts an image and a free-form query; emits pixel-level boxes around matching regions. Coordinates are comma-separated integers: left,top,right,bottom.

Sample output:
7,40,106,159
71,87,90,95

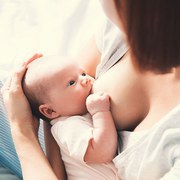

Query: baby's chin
69,107,88,116
89,87,93,94
80,106,89,115
82,108,88,115
77,108,88,116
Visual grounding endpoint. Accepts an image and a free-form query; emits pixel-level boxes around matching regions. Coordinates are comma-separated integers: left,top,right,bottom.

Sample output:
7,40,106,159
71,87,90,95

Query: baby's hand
86,92,110,116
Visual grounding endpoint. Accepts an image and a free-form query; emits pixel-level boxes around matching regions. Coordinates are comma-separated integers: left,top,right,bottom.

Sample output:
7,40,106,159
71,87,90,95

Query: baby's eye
82,72,86,76
68,80,75,86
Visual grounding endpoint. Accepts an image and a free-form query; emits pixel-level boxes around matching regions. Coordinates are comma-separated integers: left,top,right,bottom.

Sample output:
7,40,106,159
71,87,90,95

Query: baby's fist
86,92,110,116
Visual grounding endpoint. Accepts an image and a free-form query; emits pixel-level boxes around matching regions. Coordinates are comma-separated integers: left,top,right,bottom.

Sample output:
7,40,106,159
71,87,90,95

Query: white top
95,18,180,180
95,18,128,79
50,18,128,180
51,114,119,180
113,105,180,180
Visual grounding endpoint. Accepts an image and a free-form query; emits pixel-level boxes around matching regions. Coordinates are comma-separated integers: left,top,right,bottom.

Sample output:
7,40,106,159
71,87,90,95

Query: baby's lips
90,78,95,85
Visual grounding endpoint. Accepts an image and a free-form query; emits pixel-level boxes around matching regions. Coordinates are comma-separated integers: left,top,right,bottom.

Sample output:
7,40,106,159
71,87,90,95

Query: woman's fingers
1,53,43,94
0,54,43,135
1,64,27,99
12,64,27,89
24,53,43,66
1,53,43,106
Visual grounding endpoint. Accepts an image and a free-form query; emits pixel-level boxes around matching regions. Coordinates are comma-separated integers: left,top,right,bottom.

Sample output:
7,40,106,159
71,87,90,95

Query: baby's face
47,60,94,117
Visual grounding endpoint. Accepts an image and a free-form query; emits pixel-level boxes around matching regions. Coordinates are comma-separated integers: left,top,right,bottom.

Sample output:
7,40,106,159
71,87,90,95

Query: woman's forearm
1,54,58,180
11,125,58,180
43,121,67,180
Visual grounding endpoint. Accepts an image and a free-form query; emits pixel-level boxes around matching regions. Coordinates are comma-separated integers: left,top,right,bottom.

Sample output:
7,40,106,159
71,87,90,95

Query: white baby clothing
113,105,180,180
51,114,119,180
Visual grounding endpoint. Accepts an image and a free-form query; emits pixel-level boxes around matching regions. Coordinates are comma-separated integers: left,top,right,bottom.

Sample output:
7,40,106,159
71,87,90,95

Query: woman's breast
92,58,146,130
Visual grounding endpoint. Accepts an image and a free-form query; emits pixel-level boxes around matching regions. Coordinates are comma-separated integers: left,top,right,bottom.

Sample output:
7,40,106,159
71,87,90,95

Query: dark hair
22,76,50,122
114,0,180,72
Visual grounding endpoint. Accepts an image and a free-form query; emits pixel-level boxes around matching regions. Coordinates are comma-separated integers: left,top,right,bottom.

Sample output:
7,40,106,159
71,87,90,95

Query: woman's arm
1,55,58,180
75,36,101,78
12,125,58,180
43,121,67,180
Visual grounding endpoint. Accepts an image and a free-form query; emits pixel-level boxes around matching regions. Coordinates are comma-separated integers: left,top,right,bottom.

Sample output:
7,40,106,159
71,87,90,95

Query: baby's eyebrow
80,69,86,73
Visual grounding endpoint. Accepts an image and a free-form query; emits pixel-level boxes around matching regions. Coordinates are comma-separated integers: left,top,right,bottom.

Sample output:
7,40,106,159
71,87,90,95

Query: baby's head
23,56,94,122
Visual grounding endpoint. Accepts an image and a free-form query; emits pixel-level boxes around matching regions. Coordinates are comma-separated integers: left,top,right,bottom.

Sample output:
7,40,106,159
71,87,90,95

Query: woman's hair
114,0,180,72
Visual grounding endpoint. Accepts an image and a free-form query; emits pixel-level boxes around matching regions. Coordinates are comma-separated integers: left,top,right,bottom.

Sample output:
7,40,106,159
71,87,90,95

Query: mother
2,0,180,179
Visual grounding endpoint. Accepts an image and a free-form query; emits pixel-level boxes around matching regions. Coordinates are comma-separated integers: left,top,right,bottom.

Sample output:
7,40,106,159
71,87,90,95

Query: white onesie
51,114,119,180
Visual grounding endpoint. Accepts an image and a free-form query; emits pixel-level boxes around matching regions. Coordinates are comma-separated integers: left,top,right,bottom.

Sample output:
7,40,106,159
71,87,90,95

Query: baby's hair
22,57,52,122
22,55,76,122
22,74,50,122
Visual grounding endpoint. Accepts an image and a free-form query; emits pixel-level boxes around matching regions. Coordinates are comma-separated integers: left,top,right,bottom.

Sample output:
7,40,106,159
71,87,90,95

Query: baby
22,56,119,179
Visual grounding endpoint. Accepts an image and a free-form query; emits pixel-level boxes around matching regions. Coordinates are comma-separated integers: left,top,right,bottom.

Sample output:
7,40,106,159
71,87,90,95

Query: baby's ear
39,104,59,119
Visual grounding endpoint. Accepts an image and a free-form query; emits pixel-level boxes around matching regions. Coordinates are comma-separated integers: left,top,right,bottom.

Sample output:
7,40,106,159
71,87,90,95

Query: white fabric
95,18,128,79
51,114,119,180
113,105,180,180
0,0,104,177
0,0,104,69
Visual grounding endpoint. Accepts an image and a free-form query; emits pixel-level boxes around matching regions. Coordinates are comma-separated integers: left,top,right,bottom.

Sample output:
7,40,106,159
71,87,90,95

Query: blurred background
0,0,104,69
0,0,105,177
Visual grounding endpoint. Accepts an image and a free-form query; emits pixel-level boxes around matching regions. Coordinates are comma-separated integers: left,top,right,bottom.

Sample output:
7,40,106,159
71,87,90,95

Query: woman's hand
1,53,42,134
1,54,60,180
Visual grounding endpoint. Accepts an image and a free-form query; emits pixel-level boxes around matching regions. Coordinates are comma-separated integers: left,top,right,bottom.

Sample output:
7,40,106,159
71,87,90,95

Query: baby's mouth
89,86,93,94
89,79,94,93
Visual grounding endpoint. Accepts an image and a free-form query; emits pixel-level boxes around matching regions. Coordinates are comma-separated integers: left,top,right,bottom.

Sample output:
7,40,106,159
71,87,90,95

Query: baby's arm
84,92,117,163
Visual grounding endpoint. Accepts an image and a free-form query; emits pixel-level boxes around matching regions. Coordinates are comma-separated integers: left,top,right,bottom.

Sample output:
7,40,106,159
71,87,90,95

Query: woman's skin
2,0,180,179
94,0,180,132
1,54,60,180
92,50,180,131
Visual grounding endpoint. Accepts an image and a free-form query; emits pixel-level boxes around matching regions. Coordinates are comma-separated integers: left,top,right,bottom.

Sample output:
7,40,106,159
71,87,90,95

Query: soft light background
0,0,104,177
0,0,104,70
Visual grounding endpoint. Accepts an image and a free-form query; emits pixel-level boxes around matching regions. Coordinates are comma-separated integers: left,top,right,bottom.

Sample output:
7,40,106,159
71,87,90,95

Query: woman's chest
93,59,146,130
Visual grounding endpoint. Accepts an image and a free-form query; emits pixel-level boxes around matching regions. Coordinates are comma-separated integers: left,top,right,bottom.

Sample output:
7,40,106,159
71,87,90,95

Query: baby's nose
81,77,90,86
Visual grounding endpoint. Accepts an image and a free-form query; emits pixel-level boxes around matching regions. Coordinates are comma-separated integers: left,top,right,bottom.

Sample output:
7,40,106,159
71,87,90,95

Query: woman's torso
93,52,147,130
94,17,180,131
93,52,180,131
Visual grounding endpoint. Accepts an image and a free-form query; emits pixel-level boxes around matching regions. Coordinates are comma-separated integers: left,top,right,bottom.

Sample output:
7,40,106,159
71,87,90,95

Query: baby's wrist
91,109,111,117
